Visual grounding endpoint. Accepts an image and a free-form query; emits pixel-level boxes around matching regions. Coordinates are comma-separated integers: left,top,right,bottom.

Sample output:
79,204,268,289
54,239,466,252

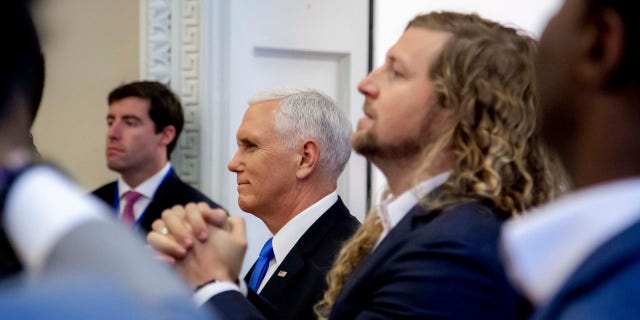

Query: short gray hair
249,88,352,181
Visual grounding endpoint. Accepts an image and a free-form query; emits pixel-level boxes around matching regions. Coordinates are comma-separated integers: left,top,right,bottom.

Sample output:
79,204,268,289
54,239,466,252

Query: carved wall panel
140,0,202,188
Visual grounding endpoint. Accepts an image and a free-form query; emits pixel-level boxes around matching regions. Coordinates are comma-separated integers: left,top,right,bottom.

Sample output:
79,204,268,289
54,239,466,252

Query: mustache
362,99,376,118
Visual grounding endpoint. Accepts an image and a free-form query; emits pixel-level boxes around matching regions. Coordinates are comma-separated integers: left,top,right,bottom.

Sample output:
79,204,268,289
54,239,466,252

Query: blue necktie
248,238,275,291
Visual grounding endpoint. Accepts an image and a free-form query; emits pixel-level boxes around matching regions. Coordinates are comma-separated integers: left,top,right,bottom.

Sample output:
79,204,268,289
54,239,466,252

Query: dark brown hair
0,0,45,125
108,81,184,158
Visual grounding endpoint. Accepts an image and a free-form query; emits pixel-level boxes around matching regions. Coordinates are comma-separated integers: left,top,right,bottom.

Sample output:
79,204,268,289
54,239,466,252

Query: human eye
245,142,257,150
392,57,409,79
239,139,257,151
386,62,404,80
392,69,404,79
124,118,141,127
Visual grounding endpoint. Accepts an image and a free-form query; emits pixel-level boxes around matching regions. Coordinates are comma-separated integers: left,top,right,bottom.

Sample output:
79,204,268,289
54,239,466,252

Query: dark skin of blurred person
501,0,640,318
0,0,45,279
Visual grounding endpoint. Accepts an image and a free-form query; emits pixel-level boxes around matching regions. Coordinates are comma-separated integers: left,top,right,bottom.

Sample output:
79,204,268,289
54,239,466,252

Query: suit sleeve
246,289,280,320
205,290,270,320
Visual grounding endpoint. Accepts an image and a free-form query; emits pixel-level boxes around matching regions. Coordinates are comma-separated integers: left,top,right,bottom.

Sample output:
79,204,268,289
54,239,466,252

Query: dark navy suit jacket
207,197,359,320
204,200,527,319
328,201,526,320
532,218,640,320
92,169,222,233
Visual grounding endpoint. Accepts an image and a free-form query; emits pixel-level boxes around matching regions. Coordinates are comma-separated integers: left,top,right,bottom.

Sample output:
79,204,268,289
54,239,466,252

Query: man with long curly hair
315,11,565,319
147,11,566,319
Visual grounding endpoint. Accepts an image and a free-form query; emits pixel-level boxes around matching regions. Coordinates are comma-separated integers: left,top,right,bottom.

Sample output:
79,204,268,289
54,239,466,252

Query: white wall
204,0,370,276
371,0,563,196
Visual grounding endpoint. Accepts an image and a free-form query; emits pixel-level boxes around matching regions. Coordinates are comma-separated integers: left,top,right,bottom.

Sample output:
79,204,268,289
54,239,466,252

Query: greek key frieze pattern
144,0,202,188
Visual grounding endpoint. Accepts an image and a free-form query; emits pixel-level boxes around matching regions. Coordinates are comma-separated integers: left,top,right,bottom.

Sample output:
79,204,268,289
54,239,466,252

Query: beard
352,97,450,161
351,127,427,159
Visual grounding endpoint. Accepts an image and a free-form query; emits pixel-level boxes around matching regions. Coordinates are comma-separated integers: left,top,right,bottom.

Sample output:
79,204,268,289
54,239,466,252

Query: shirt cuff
193,279,248,306
4,166,108,272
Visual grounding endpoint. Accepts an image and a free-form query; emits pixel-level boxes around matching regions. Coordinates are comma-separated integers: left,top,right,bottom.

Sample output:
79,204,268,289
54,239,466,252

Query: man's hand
147,202,247,288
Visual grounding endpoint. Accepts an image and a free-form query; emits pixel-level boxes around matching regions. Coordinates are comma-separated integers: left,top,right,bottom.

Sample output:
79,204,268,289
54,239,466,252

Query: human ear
160,125,176,146
295,140,320,179
577,8,625,89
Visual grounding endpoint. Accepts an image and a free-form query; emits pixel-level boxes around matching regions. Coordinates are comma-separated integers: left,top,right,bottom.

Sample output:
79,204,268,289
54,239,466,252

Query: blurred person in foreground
0,1,210,318
501,0,640,318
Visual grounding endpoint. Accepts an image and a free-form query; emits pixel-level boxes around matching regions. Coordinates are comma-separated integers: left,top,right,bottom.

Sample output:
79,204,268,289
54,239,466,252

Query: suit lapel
137,171,180,232
93,182,118,210
258,198,350,302
259,246,305,302
337,204,440,299
243,263,256,283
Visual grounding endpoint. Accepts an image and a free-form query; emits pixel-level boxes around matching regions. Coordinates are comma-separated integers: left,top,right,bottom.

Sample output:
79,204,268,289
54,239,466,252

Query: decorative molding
144,0,171,83
174,0,201,187
140,0,202,189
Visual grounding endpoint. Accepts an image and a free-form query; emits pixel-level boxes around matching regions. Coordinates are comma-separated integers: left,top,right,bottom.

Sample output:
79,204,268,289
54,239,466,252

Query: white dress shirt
117,162,171,221
259,191,337,292
4,166,108,272
194,191,339,305
501,177,640,306
375,172,450,247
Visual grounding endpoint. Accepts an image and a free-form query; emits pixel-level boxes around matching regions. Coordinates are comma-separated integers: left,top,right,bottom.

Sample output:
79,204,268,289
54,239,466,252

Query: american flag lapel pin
277,270,287,278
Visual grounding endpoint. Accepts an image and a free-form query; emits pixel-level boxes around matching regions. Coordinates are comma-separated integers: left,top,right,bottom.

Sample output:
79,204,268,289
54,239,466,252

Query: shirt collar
377,171,451,232
271,192,338,266
501,177,640,306
117,162,172,199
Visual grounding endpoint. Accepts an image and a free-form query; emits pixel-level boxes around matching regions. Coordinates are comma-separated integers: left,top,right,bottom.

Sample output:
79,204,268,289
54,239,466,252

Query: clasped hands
147,203,247,289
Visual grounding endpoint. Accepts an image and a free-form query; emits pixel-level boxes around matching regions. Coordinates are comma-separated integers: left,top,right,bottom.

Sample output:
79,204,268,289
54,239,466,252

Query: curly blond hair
315,11,568,319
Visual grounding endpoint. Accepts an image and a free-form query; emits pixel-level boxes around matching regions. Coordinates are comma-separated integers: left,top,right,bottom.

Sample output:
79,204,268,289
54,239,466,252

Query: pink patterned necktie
122,191,143,226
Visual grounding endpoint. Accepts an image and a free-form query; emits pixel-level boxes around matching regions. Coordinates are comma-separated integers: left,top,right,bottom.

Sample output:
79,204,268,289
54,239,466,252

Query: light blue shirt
502,177,640,305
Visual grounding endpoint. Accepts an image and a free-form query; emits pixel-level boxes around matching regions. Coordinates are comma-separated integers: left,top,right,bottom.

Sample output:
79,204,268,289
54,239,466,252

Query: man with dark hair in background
502,0,640,318
92,81,221,232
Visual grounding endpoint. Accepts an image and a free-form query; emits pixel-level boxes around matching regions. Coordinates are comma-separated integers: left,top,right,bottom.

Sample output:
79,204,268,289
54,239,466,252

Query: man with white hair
149,89,360,320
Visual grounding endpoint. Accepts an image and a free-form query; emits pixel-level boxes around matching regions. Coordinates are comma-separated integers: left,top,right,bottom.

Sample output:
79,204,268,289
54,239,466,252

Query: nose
107,122,120,140
357,68,380,99
227,150,242,173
